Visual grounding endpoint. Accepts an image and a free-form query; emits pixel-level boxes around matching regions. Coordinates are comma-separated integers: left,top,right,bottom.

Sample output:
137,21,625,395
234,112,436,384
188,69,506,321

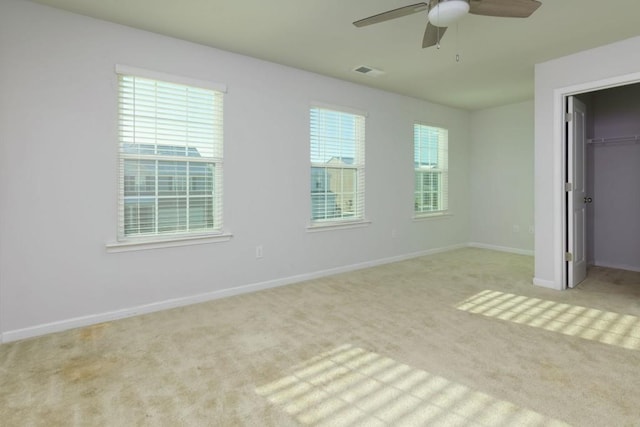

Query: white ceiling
30,0,640,110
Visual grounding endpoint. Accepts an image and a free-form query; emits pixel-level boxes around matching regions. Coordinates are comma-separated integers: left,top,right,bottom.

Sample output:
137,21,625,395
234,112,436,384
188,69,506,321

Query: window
310,106,365,224
117,69,224,240
414,124,448,215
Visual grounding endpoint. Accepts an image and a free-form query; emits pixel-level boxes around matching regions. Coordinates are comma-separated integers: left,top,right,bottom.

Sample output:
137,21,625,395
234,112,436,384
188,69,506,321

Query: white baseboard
1,243,467,343
591,261,640,273
467,242,534,257
533,277,561,290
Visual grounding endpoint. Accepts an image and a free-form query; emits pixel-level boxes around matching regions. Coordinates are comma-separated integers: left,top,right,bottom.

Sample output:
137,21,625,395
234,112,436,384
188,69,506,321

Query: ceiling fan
353,0,542,48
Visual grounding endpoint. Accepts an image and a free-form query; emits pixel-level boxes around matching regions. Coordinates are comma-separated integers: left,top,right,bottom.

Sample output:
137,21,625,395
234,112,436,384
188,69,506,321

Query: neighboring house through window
310,106,365,224
414,123,448,215
117,66,224,240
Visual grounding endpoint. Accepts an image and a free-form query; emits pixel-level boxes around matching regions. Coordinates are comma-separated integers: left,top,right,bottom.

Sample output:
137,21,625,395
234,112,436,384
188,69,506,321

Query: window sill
412,212,453,221
106,232,233,253
306,219,372,233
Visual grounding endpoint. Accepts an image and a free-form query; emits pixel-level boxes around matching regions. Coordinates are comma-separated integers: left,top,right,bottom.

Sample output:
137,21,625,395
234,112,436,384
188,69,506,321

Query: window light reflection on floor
455,290,640,350
256,344,568,426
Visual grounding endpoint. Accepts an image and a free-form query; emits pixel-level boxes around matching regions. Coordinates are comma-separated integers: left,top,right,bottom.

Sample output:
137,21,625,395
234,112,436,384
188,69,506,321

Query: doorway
563,83,640,288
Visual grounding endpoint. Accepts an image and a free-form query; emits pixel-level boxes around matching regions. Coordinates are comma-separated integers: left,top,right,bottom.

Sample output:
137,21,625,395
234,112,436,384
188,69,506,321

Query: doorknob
583,197,593,203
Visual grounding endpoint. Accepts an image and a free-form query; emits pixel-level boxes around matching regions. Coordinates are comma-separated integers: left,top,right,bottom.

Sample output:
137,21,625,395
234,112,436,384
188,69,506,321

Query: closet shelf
587,135,640,144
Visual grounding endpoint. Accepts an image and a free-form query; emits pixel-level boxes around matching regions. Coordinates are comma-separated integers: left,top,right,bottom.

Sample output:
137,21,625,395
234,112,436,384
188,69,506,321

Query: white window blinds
414,124,448,215
118,72,224,239
310,106,366,223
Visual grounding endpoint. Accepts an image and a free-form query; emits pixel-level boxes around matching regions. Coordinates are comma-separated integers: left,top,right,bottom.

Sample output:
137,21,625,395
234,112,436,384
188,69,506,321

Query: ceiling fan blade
353,2,429,27
422,22,447,48
469,0,541,18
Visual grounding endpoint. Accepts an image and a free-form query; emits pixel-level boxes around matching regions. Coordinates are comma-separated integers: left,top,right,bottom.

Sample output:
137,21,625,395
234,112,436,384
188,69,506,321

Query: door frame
555,72,640,289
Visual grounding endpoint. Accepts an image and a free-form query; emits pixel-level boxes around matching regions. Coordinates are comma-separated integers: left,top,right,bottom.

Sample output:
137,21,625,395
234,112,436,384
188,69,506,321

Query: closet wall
587,84,640,272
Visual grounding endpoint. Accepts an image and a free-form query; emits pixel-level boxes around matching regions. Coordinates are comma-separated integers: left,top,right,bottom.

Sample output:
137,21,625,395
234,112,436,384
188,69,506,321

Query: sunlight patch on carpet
256,344,568,426
456,290,640,350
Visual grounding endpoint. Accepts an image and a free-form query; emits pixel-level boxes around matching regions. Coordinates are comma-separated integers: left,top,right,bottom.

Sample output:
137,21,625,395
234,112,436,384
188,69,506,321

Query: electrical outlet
512,225,520,233
256,245,263,259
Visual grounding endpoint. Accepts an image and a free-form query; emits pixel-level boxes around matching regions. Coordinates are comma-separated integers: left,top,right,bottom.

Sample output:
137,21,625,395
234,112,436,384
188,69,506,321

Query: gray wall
470,101,535,254
1,0,475,340
588,85,640,271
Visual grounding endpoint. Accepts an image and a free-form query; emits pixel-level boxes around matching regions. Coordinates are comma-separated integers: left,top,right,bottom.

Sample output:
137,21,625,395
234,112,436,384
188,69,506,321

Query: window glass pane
118,73,223,239
414,125,442,168
189,197,214,230
124,159,155,197
157,146,186,156
330,167,356,218
311,167,328,193
310,107,365,222
158,198,187,233
158,161,187,196
189,162,214,195
311,192,339,220
124,201,155,236
414,124,448,214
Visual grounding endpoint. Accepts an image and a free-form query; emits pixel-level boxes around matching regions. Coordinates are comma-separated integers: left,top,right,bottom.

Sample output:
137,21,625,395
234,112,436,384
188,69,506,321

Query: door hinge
565,112,573,122
565,182,572,192
565,252,573,262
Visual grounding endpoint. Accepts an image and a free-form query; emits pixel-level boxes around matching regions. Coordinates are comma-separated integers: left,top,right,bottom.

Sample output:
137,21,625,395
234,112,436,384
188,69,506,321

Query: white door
567,96,587,288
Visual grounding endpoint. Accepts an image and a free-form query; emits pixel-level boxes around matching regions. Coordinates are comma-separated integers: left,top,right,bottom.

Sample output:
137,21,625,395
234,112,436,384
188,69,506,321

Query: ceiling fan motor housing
428,0,470,27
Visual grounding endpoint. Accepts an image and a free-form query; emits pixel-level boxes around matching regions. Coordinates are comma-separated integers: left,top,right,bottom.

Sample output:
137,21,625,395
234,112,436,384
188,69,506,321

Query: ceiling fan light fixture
428,0,470,27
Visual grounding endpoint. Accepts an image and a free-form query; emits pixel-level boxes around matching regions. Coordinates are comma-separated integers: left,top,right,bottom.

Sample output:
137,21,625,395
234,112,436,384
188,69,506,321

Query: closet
582,83,640,272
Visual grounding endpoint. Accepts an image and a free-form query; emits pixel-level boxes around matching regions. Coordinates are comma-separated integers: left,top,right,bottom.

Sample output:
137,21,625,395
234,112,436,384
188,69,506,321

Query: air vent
353,65,385,77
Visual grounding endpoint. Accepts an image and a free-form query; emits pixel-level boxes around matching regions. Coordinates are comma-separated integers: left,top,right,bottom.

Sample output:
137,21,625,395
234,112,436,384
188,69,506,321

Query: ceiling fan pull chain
437,3,441,49
456,23,461,62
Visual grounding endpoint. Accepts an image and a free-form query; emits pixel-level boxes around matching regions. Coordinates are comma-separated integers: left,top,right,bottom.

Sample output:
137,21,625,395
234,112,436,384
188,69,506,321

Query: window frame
110,65,230,251
413,123,449,218
308,104,368,230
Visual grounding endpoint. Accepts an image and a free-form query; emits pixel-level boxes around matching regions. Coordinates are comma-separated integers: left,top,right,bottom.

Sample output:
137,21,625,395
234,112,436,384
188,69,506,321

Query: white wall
534,35,640,289
0,0,471,340
588,85,640,271
469,101,534,255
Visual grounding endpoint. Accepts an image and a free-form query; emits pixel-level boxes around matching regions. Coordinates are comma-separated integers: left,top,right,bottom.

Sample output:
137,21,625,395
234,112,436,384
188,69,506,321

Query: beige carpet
1,248,640,426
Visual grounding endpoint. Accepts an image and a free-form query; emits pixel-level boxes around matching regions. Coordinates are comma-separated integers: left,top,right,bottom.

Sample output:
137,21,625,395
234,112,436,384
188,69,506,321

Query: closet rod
587,135,640,144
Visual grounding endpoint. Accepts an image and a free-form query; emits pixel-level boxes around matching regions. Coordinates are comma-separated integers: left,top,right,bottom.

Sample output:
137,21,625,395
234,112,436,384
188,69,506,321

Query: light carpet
1,248,640,426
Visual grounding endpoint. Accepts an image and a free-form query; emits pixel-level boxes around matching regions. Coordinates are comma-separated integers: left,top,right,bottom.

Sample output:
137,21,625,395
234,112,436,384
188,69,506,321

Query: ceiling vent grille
353,65,385,77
